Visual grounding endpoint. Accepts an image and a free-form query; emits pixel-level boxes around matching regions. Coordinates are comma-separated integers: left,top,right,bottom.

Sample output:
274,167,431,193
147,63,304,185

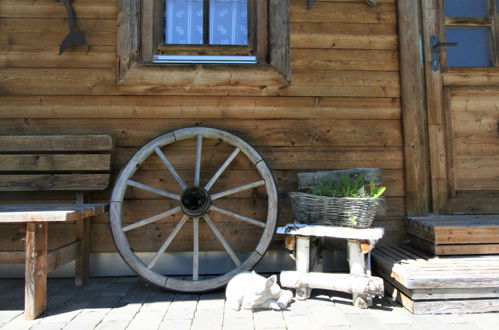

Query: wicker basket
289,192,383,228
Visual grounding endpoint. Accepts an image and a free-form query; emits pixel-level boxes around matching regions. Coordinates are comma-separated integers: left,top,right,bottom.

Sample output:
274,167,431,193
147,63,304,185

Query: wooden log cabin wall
0,0,407,275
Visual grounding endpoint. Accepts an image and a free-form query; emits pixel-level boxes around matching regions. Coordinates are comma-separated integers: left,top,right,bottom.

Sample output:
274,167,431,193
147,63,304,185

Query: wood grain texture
397,0,430,216
24,222,47,320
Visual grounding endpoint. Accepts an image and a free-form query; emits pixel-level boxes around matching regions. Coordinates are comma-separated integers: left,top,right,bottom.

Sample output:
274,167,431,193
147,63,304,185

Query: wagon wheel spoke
155,147,187,190
211,180,265,200
147,214,189,269
204,148,240,192
203,214,241,266
192,217,200,281
123,206,182,232
210,205,266,229
194,135,202,187
127,179,180,200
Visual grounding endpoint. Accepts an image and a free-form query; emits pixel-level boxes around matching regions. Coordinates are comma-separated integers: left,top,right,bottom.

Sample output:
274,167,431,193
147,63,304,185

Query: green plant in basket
308,174,386,198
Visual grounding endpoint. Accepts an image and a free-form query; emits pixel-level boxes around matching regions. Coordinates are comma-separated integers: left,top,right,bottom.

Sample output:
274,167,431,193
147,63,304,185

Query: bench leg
25,222,48,320
75,218,90,286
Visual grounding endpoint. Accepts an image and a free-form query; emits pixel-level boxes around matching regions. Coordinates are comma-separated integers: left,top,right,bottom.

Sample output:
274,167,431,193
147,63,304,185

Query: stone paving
0,277,497,330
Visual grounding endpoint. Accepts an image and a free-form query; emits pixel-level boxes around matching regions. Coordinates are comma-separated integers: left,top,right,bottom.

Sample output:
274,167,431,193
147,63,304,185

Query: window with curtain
165,0,249,46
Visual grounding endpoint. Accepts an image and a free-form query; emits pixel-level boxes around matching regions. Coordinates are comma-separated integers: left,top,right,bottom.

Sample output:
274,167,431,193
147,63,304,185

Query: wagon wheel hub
180,186,211,217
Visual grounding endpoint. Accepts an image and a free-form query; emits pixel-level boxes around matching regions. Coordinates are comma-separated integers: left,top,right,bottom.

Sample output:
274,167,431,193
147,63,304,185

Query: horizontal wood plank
0,154,110,172
0,174,110,191
0,203,107,222
0,135,113,152
0,96,401,120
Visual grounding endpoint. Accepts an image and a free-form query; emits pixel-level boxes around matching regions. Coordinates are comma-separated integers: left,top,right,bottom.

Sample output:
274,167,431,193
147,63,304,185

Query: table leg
24,222,48,320
75,218,90,286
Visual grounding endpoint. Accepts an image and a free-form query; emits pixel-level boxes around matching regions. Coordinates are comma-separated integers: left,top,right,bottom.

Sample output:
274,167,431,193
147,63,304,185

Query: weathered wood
0,204,107,222
109,127,278,292
281,271,384,296
0,135,113,152
384,280,499,314
406,215,499,245
407,235,499,256
24,222,48,320
46,240,81,273
74,218,89,286
269,0,290,81
0,174,110,191
0,250,25,263
421,0,450,214
0,154,110,172
372,245,499,290
397,0,430,216
0,96,401,120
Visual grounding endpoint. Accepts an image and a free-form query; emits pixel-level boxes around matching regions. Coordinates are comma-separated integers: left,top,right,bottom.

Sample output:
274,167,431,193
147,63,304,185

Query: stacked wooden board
372,245,499,314
405,215,499,255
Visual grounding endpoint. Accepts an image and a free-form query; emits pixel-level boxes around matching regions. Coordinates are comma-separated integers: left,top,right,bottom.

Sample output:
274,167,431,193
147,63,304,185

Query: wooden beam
0,250,24,263
422,0,450,214
397,0,430,216
75,219,90,286
24,222,47,320
47,240,81,273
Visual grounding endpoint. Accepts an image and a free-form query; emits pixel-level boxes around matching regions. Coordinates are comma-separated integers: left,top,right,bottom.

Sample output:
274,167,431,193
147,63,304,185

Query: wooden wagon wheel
110,127,277,292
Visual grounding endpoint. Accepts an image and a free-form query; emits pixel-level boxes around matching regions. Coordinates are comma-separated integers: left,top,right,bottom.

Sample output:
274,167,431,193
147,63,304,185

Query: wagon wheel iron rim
109,127,278,292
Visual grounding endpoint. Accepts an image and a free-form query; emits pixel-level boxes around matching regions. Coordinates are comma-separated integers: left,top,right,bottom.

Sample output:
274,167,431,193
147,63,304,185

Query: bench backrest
0,135,113,192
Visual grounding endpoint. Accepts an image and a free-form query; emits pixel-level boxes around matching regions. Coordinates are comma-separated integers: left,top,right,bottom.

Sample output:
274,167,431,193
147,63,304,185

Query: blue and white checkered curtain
165,0,248,45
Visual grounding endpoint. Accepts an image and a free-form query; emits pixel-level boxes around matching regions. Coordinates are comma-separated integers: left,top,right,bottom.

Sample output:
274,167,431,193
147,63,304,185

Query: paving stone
343,313,386,329
163,294,199,321
0,311,22,327
253,310,286,330
99,302,143,324
63,309,109,330
95,320,129,330
464,313,499,330
158,318,192,330
83,277,116,291
127,309,166,330
30,322,66,330
224,305,254,320
308,305,350,327
222,318,255,330
282,314,321,330
101,277,138,297
191,313,223,330
1,312,41,330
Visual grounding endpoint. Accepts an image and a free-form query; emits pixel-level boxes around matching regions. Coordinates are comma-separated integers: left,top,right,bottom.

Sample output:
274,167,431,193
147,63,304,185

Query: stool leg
25,222,48,320
347,240,372,308
75,218,90,286
295,236,312,300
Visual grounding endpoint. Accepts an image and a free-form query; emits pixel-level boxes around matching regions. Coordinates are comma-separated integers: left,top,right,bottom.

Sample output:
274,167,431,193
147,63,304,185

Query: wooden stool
278,223,385,308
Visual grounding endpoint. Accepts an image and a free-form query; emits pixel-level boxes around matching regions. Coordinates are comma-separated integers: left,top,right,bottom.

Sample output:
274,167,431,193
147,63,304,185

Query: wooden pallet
405,215,499,255
372,245,499,314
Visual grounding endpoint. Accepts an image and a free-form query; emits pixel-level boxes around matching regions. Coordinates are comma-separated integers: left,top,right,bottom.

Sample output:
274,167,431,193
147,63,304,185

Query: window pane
445,27,492,67
165,0,204,45
444,0,489,18
209,0,248,45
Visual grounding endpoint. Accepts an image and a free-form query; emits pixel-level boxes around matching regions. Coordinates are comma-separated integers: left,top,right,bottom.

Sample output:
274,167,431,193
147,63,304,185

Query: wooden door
422,0,499,214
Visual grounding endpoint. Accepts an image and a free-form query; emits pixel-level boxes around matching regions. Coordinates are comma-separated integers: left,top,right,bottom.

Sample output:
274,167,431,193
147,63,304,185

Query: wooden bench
405,215,499,255
0,135,113,319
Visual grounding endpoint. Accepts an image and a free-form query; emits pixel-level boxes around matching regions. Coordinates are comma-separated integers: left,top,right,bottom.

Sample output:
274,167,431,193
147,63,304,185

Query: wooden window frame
441,0,499,69
117,0,290,86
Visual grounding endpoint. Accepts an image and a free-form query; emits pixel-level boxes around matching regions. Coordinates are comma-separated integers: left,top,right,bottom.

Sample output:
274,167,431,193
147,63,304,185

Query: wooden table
0,203,107,319
277,223,385,308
